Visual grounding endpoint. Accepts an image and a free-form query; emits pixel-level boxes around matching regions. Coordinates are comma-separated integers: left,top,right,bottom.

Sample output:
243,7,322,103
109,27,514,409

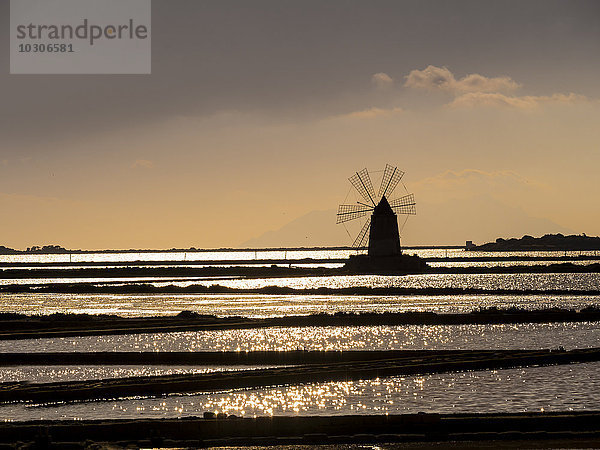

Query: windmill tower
337,164,416,257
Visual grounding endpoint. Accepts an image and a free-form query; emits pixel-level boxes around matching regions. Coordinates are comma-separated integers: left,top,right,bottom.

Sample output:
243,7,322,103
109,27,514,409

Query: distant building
465,240,476,250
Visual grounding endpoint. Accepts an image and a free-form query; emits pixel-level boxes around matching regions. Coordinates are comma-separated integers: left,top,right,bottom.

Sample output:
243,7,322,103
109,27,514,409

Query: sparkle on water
3,273,600,293
1,292,600,317
2,322,599,354
1,249,600,422
1,248,599,264
2,362,599,421
0,365,280,384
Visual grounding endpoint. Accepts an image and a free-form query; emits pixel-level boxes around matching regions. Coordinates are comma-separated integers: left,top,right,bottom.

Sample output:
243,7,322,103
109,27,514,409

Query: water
2,322,598,353
1,293,599,317
1,248,598,265
0,249,358,264
3,273,600,292
2,362,599,421
0,365,279,383
152,273,600,291
1,248,599,421
428,259,600,268
0,276,237,286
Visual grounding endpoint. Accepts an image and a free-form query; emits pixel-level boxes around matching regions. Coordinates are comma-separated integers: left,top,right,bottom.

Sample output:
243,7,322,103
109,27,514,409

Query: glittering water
3,273,600,292
2,362,599,421
148,273,600,291
0,365,278,383
1,248,599,264
428,259,600,268
0,249,359,265
1,249,599,422
2,322,598,354
0,276,236,286
1,292,599,317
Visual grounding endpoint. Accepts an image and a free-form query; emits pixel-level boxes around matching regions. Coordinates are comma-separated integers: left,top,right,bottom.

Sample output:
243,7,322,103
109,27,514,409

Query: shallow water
3,272,600,292
0,365,279,383
1,292,599,318
178,273,600,291
0,249,359,264
1,249,599,422
0,276,237,286
2,362,599,421
2,322,598,353
2,248,599,264
428,259,600,268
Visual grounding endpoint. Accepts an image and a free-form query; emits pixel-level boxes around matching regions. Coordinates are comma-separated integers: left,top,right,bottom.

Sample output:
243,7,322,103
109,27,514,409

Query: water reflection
180,273,600,291
2,362,598,421
2,322,599,354
0,365,279,383
5,273,597,291
2,293,600,317
2,248,599,265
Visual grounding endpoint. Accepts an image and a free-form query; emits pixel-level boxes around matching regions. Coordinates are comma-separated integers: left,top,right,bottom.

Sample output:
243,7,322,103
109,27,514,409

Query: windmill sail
378,164,405,200
338,164,415,254
352,217,371,248
389,194,416,215
336,204,374,224
348,168,376,206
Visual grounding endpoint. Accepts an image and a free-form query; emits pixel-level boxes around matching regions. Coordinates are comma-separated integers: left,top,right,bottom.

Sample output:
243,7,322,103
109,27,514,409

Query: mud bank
0,349,543,366
3,282,600,296
1,262,600,280
1,307,600,340
2,411,600,448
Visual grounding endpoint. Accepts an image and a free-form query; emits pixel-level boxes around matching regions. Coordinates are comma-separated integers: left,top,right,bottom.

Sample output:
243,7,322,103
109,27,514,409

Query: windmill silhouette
337,164,416,257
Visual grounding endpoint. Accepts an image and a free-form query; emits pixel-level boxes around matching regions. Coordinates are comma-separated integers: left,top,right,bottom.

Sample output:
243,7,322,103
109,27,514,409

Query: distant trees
26,245,68,253
475,234,600,251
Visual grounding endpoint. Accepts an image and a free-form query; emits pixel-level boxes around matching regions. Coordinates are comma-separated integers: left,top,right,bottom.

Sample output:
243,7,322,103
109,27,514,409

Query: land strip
0,349,545,366
3,282,600,296
3,411,600,447
1,261,600,280
1,308,600,340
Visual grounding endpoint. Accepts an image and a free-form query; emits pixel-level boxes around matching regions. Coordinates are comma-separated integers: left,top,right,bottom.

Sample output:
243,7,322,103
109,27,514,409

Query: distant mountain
241,195,574,248
474,234,600,251
242,210,348,248
401,195,574,246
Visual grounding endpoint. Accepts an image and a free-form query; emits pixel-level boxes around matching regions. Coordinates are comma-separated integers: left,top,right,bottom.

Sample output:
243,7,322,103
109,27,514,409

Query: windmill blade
390,193,416,215
378,164,405,199
352,217,371,248
336,204,374,224
348,168,376,206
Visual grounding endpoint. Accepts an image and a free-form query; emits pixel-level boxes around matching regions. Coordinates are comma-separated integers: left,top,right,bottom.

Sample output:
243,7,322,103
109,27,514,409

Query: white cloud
456,73,520,94
403,65,591,110
371,72,393,88
448,92,588,109
404,65,455,91
404,65,520,94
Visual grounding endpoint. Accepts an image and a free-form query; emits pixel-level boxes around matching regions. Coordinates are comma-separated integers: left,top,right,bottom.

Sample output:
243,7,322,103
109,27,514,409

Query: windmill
337,164,416,257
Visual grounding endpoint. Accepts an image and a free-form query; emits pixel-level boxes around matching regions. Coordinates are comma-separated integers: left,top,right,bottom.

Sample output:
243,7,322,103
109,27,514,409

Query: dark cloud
1,0,599,157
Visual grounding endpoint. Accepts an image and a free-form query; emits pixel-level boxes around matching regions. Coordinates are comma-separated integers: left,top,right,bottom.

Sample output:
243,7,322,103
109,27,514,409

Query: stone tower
368,196,401,257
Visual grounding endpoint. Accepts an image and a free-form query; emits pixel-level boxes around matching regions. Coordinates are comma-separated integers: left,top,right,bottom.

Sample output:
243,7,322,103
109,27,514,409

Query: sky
1,0,599,249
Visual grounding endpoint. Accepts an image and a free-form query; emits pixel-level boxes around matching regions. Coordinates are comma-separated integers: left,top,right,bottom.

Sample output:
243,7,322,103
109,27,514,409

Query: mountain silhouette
241,195,573,247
